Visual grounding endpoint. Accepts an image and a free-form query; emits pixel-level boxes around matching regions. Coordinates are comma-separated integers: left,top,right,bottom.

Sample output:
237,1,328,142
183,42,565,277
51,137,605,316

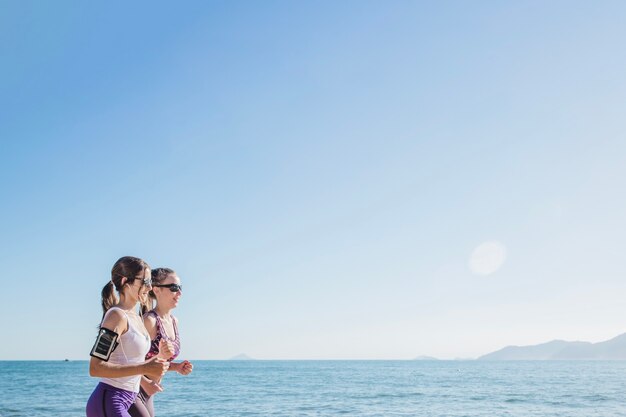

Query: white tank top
100,307,151,392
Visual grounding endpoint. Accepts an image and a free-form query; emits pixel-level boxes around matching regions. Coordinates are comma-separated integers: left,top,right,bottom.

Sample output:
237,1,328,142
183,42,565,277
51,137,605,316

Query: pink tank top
144,310,180,361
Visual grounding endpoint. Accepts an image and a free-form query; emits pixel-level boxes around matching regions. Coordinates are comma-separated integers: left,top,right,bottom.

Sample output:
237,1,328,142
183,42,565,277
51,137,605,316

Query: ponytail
101,281,118,317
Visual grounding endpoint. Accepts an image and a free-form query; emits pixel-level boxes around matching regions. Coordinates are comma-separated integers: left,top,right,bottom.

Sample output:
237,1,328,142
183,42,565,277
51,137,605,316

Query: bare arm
89,357,148,378
143,313,158,340
167,361,180,372
168,317,192,375
139,375,164,396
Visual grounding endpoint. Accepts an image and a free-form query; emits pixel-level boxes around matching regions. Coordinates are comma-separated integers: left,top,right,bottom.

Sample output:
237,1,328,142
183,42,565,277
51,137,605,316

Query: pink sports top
144,310,180,361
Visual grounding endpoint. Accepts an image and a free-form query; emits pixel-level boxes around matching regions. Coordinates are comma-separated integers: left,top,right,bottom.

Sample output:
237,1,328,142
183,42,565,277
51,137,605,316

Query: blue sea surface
1,360,626,416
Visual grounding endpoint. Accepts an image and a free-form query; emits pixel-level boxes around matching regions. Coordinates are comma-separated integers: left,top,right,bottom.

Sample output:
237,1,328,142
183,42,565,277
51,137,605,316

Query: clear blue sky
1,1,625,360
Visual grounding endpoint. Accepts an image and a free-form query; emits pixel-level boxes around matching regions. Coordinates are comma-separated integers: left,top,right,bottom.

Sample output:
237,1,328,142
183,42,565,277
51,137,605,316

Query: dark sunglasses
139,277,152,287
153,283,182,293
127,276,152,287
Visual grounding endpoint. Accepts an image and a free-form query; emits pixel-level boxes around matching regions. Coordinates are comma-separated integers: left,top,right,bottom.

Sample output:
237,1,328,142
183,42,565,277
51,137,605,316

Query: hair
101,256,151,316
140,267,176,315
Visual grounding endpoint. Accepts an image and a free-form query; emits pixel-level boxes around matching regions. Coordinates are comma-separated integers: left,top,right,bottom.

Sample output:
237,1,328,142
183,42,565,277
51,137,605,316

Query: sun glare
469,241,507,276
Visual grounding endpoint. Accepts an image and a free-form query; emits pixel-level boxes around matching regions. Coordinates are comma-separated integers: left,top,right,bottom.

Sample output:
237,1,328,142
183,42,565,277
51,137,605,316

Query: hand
142,356,169,380
178,360,193,375
157,338,175,360
142,378,164,396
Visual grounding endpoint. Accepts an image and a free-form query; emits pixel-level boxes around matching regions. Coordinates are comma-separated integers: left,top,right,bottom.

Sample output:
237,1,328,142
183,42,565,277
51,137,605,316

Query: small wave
505,397,530,403
352,392,425,400
582,394,611,402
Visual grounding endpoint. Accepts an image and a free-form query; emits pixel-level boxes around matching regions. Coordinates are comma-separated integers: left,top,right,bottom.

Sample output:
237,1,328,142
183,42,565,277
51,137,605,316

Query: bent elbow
89,360,101,377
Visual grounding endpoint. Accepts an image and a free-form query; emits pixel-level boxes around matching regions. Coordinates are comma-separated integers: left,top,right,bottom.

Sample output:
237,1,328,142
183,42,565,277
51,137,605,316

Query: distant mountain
479,333,626,360
413,355,439,360
229,353,255,360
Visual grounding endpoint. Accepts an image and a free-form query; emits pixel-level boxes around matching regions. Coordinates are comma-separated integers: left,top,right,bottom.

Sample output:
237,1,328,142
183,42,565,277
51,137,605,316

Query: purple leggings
86,382,138,417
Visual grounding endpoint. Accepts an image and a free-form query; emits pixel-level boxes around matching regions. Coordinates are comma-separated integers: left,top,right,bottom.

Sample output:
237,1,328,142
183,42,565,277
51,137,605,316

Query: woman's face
154,274,182,309
128,268,152,304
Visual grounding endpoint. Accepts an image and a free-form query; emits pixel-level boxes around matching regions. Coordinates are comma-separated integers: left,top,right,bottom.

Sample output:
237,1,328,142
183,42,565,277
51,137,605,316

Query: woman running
129,267,193,417
86,256,171,417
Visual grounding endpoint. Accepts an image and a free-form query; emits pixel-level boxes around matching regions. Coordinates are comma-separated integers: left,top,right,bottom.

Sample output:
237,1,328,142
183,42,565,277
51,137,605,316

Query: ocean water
1,360,626,416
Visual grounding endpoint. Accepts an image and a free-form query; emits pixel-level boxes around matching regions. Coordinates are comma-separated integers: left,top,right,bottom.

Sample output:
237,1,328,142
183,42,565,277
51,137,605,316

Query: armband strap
90,328,119,361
